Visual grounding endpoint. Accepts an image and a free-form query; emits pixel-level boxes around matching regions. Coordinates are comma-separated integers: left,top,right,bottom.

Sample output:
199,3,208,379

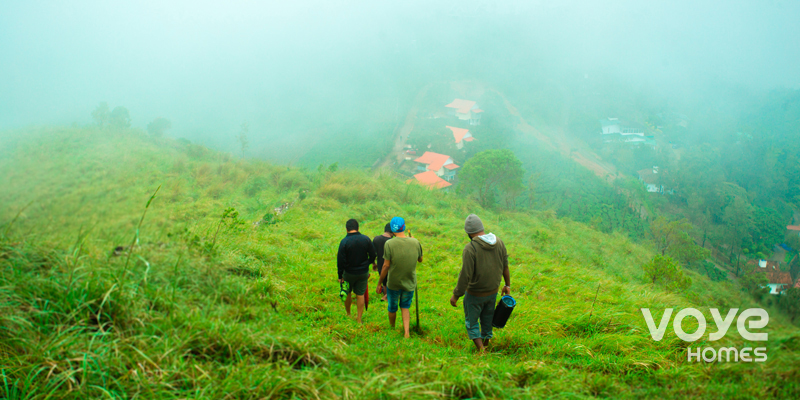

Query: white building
600,118,647,144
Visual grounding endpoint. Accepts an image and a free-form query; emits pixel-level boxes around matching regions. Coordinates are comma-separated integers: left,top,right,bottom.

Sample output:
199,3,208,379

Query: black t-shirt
373,235,392,268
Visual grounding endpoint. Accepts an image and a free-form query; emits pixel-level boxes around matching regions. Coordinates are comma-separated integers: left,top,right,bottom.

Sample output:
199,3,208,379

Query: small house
788,225,800,237
447,126,474,149
408,170,452,190
637,166,663,193
414,151,459,182
600,118,647,145
749,259,793,295
446,99,483,126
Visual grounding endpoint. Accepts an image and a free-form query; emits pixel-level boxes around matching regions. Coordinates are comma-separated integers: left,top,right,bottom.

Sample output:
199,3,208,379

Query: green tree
91,101,110,128
778,288,800,322
147,117,171,137
458,149,524,208
237,122,249,159
642,254,692,292
109,106,132,129
721,190,753,275
739,272,769,300
650,217,709,265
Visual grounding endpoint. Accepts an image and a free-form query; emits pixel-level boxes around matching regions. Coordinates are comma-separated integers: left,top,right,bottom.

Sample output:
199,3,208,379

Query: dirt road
376,84,432,170
376,82,620,183
489,88,621,182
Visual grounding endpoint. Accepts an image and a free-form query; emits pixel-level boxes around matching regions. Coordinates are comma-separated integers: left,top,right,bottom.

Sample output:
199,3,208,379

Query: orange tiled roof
788,225,800,231
447,126,471,143
444,163,460,170
412,171,451,189
445,99,477,114
414,151,453,172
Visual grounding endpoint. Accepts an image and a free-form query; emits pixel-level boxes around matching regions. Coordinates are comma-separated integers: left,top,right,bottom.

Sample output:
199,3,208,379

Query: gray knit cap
464,214,484,234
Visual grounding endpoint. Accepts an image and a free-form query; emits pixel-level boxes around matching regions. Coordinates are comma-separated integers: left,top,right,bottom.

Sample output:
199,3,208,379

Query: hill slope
1,127,798,399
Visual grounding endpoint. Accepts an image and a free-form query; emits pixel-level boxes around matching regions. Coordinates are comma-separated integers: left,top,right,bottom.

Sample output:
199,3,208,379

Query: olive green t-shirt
383,237,423,292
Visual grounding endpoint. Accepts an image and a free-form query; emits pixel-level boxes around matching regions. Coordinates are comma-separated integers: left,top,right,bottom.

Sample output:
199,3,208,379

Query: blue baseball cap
390,216,405,233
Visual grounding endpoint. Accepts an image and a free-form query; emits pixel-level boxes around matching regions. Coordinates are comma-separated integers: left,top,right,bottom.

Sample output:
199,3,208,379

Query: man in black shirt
337,219,376,323
372,223,394,301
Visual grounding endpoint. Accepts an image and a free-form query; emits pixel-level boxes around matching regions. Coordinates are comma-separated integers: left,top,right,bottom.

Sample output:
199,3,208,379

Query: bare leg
388,312,397,328
356,295,365,324
401,308,411,338
344,293,352,316
472,338,485,351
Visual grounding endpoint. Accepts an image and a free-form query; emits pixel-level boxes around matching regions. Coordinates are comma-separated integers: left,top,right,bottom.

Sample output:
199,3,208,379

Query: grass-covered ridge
1,127,799,399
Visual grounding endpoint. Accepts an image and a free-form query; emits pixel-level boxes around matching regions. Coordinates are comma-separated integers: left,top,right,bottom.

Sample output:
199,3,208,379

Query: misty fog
2,0,799,163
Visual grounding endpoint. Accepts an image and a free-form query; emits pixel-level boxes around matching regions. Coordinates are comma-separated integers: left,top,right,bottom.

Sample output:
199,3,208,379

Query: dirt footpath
489,88,620,182
376,84,432,170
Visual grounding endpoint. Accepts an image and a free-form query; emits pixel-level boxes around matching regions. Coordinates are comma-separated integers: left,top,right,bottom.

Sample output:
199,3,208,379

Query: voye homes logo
641,308,768,362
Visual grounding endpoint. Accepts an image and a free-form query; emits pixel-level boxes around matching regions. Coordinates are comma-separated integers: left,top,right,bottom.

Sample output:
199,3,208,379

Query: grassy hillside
1,127,799,399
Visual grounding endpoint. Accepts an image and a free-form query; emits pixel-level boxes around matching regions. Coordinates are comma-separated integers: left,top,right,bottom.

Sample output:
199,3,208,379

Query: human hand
502,285,511,296
449,295,458,307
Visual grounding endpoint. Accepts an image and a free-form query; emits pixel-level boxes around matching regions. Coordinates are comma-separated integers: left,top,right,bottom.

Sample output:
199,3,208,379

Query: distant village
400,98,482,190
395,96,799,297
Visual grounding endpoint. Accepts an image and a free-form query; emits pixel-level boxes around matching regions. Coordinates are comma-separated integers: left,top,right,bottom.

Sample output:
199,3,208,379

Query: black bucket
492,295,516,328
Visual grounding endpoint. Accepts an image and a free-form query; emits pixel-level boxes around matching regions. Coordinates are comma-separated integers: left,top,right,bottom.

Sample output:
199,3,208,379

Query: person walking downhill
377,217,423,338
337,219,376,324
449,214,511,351
372,223,394,302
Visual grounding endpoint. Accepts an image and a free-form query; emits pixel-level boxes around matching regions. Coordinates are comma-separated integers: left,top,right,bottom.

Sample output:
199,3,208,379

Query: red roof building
409,171,452,189
445,99,483,126
447,126,474,149
414,151,459,181
749,259,793,294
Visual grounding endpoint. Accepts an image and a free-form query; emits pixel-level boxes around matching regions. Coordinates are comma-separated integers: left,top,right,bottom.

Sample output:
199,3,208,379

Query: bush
245,176,270,197
642,254,691,292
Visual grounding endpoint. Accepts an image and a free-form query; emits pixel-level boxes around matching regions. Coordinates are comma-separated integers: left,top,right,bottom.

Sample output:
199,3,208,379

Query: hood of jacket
475,233,497,248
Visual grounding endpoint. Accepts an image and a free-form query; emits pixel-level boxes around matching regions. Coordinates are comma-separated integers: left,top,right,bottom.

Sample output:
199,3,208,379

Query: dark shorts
343,272,369,296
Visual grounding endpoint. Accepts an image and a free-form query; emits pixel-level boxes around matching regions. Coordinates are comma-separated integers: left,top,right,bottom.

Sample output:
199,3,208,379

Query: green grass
0,126,798,399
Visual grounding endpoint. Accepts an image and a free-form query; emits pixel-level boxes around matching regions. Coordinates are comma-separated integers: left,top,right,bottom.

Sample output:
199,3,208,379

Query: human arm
502,265,511,295
337,240,346,282
378,259,391,287
450,245,474,306
379,242,392,288
501,242,510,295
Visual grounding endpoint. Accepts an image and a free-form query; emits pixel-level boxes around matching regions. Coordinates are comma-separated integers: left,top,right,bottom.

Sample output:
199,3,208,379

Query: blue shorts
386,288,414,313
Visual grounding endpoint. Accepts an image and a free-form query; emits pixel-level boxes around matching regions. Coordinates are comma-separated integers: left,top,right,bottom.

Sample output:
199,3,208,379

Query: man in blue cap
377,216,423,338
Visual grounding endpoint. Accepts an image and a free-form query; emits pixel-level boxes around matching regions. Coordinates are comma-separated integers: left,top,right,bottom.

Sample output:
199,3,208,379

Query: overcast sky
1,0,799,149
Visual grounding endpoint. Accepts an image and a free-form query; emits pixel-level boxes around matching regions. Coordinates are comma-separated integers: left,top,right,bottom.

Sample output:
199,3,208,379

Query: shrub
642,254,691,292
